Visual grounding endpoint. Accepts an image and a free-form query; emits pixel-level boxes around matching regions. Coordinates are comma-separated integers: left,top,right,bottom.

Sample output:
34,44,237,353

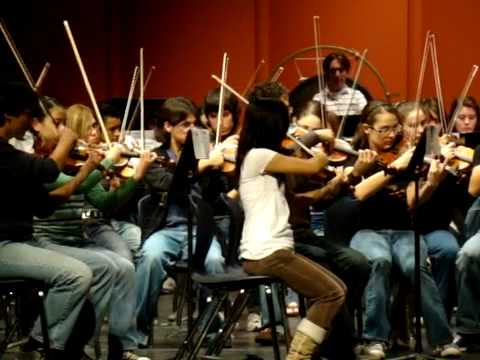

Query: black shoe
22,337,43,352
454,333,480,352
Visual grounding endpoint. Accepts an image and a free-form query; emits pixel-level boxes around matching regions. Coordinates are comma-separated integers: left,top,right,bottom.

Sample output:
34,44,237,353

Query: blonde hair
66,104,95,140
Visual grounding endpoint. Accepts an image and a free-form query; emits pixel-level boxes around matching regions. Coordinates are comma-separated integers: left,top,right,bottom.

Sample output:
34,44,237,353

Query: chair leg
37,290,51,360
298,293,307,318
206,290,250,356
265,285,281,360
176,273,189,327
174,292,226,360
278,283,291,351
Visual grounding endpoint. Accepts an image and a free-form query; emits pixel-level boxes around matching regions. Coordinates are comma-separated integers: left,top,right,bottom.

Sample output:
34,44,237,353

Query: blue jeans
85,220,142,263
133,224,225,342
424,230,459,312
36,238,139,350
350,229,452,346
0,240,92,350
456,231,480,334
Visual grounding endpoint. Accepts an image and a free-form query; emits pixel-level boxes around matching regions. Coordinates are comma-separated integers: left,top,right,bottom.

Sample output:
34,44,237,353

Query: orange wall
2,0,480,109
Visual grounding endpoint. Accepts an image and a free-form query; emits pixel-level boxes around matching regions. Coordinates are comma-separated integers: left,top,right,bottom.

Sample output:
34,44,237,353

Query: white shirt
313,85,367,116
239,148,293,260
8,131,34,153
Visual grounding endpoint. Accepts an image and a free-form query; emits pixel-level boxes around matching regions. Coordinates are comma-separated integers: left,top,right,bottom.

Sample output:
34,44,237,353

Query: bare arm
406,159,445,208
355,148,413,201
265,151,328,176
469,165,480,196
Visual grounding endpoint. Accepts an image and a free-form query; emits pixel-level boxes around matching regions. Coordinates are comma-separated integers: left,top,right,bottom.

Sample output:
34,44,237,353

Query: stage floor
3,294,480,359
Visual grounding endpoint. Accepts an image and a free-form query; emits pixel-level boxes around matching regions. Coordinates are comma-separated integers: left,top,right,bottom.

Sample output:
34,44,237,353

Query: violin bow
64,20,111,147
428,34,448,134
313,15,326,128
120,65,139,143
412,30,432,146
215,52,229,147
0,18,53,118
447,64,479,134
336,49,368,139
270,66,284,83
242,59,265,96
211,75,249,105
34,62,51,92
140,48,145,152
126,65,156,133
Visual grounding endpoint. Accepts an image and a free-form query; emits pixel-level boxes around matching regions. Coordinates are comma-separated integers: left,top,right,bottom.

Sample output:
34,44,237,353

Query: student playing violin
131,97,226,346
32,104,156,360
349,101,460,359
235,97,346,359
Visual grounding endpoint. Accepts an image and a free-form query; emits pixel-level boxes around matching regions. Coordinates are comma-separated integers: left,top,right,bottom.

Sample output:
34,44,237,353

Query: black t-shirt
0,138,60,240
357,163,412,230
474,145,480,166
416,174,457,234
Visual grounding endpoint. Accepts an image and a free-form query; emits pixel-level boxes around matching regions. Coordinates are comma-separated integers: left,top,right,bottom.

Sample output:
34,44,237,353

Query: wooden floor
3,294,480,359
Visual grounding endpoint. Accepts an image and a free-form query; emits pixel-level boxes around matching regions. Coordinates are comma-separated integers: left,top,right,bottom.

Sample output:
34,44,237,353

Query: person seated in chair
131,97,226,346
0,82,97,360
312,52,367,117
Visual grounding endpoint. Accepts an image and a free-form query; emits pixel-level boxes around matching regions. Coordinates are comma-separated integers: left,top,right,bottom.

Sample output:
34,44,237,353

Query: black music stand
169,129,209,332
389,129,435,360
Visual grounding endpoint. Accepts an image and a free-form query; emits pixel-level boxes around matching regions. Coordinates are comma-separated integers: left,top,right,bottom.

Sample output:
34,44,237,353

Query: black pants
294,228,370,360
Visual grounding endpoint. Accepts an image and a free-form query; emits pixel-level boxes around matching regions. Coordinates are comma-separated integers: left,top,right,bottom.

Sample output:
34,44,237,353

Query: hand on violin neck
426,158,446,188
198,147,225,173
312,148,329,172
105,144,124,163
440,142,456,162
133,151,158,181
83,150,103,171
352,149,378,177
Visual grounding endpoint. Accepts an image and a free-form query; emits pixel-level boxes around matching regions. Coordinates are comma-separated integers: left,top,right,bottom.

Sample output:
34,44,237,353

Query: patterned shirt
313,85,367,116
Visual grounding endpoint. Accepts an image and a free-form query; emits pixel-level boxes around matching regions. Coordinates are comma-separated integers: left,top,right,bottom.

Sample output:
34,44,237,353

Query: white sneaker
122,351,150,360
432,342,461,358
246,312,262,332
365,342,386,359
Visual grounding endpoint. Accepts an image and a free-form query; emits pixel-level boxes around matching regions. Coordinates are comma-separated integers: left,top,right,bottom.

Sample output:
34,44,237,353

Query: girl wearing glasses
349,102,459,359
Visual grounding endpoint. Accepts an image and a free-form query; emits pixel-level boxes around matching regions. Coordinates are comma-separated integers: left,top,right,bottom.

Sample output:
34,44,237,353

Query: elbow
353,188,367,201
469,183,480,197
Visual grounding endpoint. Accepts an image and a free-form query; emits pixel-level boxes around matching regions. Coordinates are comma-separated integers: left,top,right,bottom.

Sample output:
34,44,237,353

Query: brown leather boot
286,331,318,360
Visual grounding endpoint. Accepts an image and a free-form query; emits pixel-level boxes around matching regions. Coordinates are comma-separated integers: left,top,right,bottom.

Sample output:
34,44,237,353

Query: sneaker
246,312,262,332
432,343,461,358
122,351,150,360
365,342,386,359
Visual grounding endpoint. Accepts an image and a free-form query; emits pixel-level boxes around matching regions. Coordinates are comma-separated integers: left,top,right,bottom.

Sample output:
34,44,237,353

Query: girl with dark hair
132,97,227,346
349,102,460,358
449,95,480,134
202,87,240,140
235,98,346,359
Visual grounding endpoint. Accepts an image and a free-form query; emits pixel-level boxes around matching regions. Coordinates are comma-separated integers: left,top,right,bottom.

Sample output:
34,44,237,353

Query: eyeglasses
370,124,402,135
328,67,346,75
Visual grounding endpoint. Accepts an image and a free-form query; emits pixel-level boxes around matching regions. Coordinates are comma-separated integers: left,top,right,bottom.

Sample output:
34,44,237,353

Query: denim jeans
0,240,92,350
350,229,452,346
423,230,459,313
36,238,139,349
133,224,225,343
84,220,142,263
456,231,480,334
